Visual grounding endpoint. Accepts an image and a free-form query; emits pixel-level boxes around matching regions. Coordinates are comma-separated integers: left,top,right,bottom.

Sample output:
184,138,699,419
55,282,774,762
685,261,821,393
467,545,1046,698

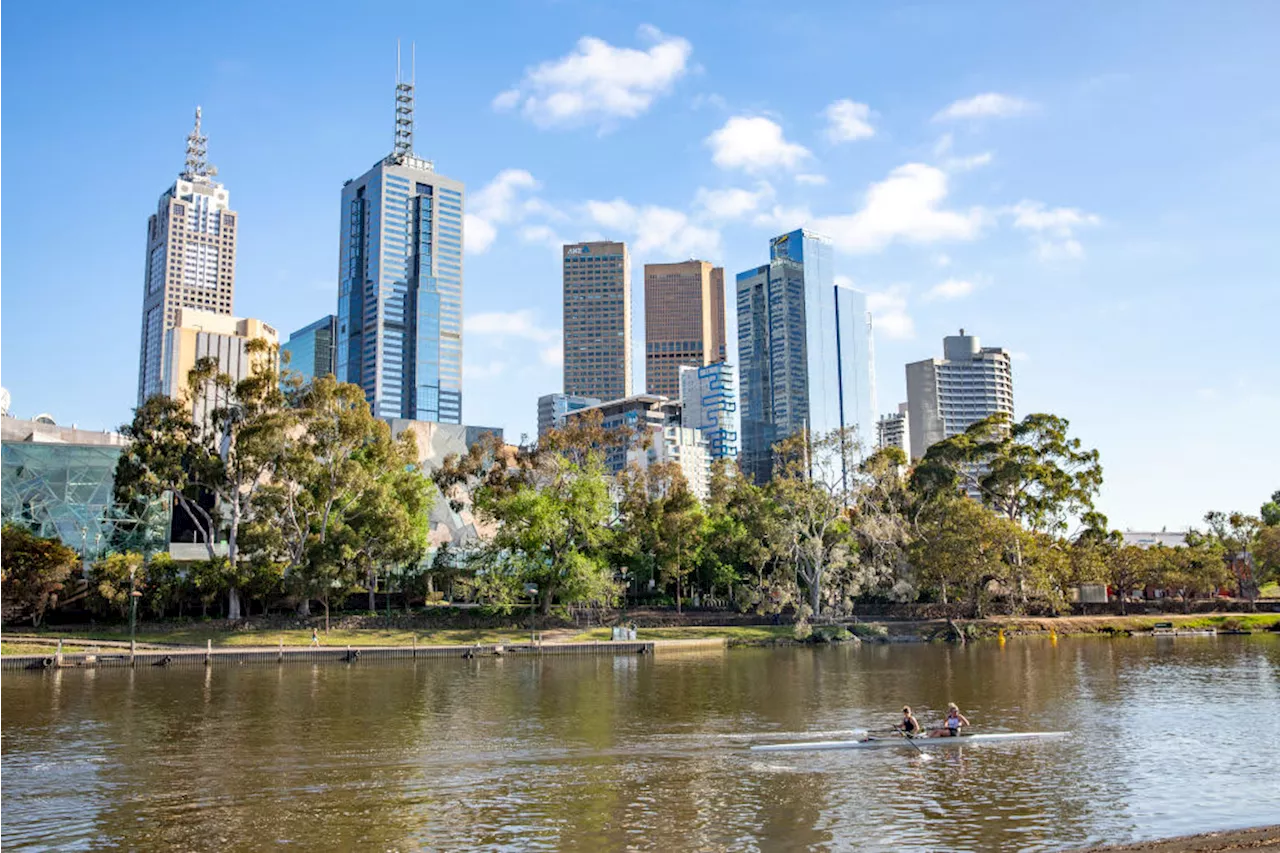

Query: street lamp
524,583,538,642
129,565,142,652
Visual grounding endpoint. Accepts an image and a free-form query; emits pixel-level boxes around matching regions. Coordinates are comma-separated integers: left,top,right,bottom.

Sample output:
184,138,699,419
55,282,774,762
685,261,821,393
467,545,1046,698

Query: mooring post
130,638,136,667
55,638,64,668
412,635,417,659
278,639,284,664
205,639,212,666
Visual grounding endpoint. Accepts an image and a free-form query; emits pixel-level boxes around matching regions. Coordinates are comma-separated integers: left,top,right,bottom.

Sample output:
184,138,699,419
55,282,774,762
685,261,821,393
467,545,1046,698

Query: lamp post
524,583,538,643
129,565,141,654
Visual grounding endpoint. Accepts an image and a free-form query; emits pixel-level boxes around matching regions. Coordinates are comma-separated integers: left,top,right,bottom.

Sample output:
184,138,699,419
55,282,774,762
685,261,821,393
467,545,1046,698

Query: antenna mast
182,106,217,181
392,40,415,163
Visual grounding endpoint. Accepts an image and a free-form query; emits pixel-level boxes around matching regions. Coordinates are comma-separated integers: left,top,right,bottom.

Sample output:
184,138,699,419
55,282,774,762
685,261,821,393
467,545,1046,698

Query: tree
700,460,781,611
909,495,1022,617
115,339,293,619
768,428,861,617
90,552,147,618
1104,545,1158,615
1153,537,1229,613
850,447,917,601
616,462,704,612
1203,511,1263,600
1260,490,1280,528
1,524,78,626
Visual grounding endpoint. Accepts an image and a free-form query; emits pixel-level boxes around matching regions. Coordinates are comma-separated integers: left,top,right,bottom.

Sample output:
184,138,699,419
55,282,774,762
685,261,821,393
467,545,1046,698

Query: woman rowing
929,702,970,737
895,706,921,737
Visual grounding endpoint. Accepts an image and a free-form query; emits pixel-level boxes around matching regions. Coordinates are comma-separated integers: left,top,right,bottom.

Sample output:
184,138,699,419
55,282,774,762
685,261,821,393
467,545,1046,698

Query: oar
895,726,933,761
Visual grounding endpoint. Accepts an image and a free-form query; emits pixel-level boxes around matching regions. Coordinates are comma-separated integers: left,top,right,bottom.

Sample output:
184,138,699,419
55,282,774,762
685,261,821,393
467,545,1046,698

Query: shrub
849,622,889,640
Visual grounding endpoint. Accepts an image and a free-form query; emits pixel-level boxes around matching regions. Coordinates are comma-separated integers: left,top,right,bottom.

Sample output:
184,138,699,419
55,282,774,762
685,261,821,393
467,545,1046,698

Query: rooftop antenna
392,40,415,163
182,106,217,181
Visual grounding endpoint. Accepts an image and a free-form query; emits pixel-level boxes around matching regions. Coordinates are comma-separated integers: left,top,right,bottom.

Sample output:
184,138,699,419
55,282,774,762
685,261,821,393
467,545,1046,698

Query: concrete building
137,108,238,405
644,260,726,398
282,315,337,384
567,393,680,471
161,308,279,423
905,329,1013,460
678,362,738,461
624,425,712,503
537,392,601,437
563,241,631,401
1121,530,1189,549
736,228,877,483
876,403,909,455
337,67,464,423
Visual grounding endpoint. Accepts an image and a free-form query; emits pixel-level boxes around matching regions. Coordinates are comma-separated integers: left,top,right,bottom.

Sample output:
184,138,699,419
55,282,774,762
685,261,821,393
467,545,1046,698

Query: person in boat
896,706,921,737
930,703,971,737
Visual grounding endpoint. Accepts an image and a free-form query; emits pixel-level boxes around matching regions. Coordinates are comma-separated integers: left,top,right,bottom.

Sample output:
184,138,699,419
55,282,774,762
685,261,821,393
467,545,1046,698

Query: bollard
278,639,284,664
55,638,64,668
412,635,417,659
130,638,136,668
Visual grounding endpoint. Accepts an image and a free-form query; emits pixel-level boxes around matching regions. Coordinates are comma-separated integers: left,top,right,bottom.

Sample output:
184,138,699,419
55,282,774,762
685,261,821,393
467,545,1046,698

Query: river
3,636,1277,851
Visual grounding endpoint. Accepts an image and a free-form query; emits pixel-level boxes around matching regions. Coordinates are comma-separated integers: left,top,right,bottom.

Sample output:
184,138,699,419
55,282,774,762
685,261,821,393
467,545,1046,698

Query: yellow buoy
998,629,1006,645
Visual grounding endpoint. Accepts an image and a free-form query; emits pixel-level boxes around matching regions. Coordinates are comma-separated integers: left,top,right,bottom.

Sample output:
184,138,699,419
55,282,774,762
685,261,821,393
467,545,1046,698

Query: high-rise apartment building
537,392,602,436
736,229,877,484
876,403,909,455
644,261,725,398
563,241,631,401
282,315,337,385
137,109,238,405
161,308,278,424
678,362,738,461
337,64,464,423
905,329,1013,460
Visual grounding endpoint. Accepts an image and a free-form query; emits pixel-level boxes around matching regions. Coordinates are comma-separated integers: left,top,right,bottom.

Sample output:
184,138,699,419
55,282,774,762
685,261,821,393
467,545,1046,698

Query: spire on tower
391,41,415,163
182,106,218,181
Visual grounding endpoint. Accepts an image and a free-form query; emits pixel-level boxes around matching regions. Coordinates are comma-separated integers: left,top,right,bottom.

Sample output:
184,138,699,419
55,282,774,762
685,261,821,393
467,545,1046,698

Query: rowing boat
750,731,1070,752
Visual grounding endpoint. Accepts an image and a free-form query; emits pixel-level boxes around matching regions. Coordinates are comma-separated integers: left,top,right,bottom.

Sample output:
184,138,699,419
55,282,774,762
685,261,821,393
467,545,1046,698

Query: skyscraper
137,108,238,405
905,329,1013,460
536,392,602,436
281,315,337,385
876,402,910,455
736,229,877,483
563,241,631,401
644,260,725,398
679,362,738,461
337,54,464,422
161,308,279,425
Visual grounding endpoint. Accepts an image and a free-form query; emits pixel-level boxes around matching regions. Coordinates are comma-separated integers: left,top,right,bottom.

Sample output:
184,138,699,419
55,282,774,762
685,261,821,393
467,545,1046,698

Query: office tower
161,308,279,424
282,315,337,384
644,261,726,398
337,55,464,423
678,363,738,461
563,241,631,401
905,329,1014,460
876,403,909,454
537,392,602,437
137,108,238,405
736,229,877,484
625,425,712,503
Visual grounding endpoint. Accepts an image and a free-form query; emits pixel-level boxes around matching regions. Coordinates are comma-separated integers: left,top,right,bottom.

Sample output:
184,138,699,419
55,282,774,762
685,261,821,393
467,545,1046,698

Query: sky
2,1,1278,531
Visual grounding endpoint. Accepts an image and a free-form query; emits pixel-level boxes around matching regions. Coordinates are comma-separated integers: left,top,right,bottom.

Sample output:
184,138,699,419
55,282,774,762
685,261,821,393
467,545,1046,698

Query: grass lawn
16,626,549,649
1,641,95,656
572,625,794,644
1259,582,1279,599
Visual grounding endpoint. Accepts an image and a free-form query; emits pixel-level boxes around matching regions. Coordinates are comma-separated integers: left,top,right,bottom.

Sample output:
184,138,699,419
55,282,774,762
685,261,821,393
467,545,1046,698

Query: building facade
563,241,631,401
644,260,726,398
537,392,602,437
624,425,712,503
337,74,464,423
876,402,909,455
162,308,279,423
137,108,238,405
905,329,1014,460
282,315,337,385
678,362,738,461
736,229,877,483
566,393,680,473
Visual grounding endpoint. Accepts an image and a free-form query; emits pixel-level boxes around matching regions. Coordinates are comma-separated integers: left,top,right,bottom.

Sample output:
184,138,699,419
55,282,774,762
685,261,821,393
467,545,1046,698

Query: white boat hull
750,731,1070,752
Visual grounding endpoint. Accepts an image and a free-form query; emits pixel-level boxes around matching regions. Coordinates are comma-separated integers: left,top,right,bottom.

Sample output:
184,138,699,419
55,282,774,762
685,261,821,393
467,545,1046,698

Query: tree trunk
297,598,311,617
367,572,376,612
809,571,822,618
228,586,243,620
323,596,331,633
676,573,682,614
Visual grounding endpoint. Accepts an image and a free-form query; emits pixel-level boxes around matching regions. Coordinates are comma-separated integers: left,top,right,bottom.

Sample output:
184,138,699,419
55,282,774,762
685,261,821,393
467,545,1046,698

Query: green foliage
90,552,146,618
1,524,78,626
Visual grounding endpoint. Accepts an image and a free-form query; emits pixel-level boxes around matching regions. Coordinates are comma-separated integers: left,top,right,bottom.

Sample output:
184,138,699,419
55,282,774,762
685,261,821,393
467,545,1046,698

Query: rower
896,706,921,737
930,702,971,737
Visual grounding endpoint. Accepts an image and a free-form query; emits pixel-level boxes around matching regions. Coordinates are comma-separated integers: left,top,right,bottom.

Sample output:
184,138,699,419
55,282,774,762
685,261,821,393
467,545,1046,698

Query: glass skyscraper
281,315,337,385
736,229,876,483
337,76,463,423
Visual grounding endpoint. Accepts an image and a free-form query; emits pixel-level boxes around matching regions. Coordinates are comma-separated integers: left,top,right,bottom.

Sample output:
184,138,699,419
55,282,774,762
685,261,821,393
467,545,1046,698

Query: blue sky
3,1,1277,530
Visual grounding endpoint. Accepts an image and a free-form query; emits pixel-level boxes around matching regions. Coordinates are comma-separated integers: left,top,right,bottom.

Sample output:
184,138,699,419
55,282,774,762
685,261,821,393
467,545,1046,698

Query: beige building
137,108,239,404
563,241,631,401
162,308,278,421
644,260,726,398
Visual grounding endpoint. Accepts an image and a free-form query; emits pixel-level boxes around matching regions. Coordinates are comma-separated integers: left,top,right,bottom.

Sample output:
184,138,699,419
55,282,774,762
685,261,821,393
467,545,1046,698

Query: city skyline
3,2,1278,529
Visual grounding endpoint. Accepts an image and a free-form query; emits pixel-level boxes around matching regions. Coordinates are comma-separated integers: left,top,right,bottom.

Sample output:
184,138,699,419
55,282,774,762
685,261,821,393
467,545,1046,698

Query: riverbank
1072,824,1280,852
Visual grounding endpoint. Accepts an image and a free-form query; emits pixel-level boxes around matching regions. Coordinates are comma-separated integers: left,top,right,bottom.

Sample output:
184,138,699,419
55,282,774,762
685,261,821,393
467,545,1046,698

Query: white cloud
753,204,812,231
494,25,692,129
934,92,1035,121
795,173,828,186
465,360,508,380
585,198,721,258
518,224,565,251
823,99,875,143
935,254,952,268
1007,200,1100,260
706,116,811,172
465,310,559,343
865,286,915,340
924,278,975,301
812,163,986,254
694,182,774,220
540,345,563,366
466,169,543,254
946,152,993,171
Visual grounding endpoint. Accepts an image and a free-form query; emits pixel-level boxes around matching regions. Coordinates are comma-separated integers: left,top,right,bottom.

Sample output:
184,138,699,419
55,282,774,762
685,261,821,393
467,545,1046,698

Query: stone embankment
1070,825,1280,852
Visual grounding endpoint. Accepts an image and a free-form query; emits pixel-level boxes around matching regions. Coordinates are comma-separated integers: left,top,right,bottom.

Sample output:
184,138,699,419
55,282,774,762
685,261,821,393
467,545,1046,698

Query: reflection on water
3,637,1277,851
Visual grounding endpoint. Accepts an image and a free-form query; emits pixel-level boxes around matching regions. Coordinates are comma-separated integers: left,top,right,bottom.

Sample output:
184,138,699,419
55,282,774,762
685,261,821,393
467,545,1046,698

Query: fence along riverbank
1,637,728,671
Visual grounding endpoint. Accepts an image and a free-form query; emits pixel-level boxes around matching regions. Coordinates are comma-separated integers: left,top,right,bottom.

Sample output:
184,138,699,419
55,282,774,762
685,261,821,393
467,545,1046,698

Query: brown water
3,636,1278,851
